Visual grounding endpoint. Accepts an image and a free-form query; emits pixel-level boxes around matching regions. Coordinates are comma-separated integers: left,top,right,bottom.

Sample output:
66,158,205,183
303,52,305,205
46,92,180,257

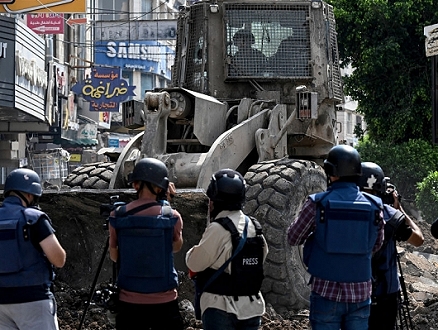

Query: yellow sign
0,0,86,13
69,154,82,162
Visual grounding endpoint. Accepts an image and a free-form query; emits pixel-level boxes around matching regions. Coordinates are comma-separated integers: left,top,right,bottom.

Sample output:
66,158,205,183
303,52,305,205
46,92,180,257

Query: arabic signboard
94,41,174,79
425,23,438,57
95,20,177,41
77,123,97,140
27,13,64,35
71,66,136,112
0,0,86,13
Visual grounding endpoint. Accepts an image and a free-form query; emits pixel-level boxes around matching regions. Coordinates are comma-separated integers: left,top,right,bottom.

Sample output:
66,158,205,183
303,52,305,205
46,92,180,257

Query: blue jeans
202,308,261,330
310,292,371,330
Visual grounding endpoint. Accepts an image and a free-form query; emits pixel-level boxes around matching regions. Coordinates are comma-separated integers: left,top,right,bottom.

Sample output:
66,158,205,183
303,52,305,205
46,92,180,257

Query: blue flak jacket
0,196,52,287
109,205,178,293
304,182,382,283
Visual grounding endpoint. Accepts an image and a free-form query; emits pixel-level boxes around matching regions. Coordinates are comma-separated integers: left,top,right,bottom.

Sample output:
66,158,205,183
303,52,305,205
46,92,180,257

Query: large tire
63,162,115,189
243,158,327,314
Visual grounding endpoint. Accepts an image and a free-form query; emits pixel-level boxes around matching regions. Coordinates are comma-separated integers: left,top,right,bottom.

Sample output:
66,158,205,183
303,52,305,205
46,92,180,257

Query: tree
329,0,438,143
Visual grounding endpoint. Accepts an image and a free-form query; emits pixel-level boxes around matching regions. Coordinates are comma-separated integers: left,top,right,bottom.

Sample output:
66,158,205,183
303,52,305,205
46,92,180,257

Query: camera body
100,202,126,218
100,195,126,218
93,283,119,313
100,196,126,230
381,181,401,206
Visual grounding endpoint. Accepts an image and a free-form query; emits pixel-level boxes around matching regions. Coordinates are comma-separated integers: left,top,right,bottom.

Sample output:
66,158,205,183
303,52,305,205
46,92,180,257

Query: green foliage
329,0,438,143
416,171,438,223
357,138,438,202
353,122,366,140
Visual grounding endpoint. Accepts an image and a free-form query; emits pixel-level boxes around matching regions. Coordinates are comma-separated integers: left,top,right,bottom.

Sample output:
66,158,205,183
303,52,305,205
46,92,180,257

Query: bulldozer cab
172,0,342,104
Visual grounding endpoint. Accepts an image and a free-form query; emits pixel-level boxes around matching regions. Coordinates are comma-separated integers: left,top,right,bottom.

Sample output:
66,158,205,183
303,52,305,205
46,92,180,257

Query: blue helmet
4,169,43,197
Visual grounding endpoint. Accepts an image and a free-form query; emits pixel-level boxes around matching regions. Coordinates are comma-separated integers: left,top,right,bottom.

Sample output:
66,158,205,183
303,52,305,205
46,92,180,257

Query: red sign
66,16,87,27
27,13,64,35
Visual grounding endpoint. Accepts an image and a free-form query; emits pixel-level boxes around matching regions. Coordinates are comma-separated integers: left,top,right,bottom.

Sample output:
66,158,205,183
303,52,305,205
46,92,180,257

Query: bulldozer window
225,4,311,78
228,28,267,76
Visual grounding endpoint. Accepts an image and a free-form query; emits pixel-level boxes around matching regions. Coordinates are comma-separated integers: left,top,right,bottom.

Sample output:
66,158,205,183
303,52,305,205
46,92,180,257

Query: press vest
0,196,52,287
109,203,178,293
196,216,265,297
304,182,382,282
372,204,404,296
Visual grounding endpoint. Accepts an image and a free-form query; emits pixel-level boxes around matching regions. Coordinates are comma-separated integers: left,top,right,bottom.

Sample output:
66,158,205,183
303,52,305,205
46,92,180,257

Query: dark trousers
368,291,399,330
116,299,184,330
202,308,261,330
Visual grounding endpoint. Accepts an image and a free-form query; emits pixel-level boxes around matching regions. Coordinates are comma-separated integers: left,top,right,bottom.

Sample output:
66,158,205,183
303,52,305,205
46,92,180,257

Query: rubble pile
32,191,438,330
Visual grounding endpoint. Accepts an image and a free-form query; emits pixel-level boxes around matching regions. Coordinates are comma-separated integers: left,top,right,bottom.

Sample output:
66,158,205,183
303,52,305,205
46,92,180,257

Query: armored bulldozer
110,0,343,313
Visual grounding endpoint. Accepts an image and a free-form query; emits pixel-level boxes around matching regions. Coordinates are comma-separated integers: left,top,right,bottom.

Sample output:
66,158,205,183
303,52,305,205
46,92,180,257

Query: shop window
97,0,130,21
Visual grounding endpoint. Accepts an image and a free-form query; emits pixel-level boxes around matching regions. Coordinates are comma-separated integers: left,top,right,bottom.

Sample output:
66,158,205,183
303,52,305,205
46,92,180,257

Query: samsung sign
94,41,174,79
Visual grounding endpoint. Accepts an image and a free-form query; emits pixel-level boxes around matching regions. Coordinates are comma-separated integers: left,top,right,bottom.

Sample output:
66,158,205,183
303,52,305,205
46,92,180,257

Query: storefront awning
54,136,98,147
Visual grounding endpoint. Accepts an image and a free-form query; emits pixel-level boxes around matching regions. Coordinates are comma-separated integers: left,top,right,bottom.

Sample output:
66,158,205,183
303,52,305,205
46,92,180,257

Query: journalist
358,162,423,330
287,145,385,330
186,169,268,330
108,158,184,330
0,168,66,330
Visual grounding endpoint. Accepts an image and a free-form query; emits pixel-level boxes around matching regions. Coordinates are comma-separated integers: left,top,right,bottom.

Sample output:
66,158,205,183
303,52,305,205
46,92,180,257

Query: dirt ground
20,189,438,329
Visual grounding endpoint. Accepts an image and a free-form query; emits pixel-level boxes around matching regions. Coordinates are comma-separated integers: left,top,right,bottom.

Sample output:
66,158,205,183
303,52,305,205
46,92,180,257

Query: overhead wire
21,0,177,36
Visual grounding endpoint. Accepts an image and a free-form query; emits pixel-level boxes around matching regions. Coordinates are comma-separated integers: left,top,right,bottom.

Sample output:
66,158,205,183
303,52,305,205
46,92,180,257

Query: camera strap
115,202,160,217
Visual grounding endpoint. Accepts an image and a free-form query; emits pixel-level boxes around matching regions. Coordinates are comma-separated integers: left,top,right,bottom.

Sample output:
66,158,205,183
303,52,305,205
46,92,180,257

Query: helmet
233,30,255,44
323,145,362,177
129,158,169,190
4,168,42,196
358,162,387,195
206,169,246,203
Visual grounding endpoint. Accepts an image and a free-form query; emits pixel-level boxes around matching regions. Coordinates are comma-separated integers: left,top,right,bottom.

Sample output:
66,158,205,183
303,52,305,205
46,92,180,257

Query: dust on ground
26,190,438,329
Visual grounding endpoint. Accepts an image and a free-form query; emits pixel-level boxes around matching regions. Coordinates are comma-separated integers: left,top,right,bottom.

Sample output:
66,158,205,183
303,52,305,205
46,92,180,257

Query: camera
93,283,119,313
100,195,126,218
381,179,401,206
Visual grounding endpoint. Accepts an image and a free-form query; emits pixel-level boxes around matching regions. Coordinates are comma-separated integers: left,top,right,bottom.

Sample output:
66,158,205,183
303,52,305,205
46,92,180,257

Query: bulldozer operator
229,29,267,76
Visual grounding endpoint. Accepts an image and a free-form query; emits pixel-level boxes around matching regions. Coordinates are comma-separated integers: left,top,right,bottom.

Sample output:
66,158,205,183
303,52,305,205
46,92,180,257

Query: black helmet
324,145,362,177
4,168,42,196
358,162,387,195
130,158,169,190
206,169,246,203
233,30,255,44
